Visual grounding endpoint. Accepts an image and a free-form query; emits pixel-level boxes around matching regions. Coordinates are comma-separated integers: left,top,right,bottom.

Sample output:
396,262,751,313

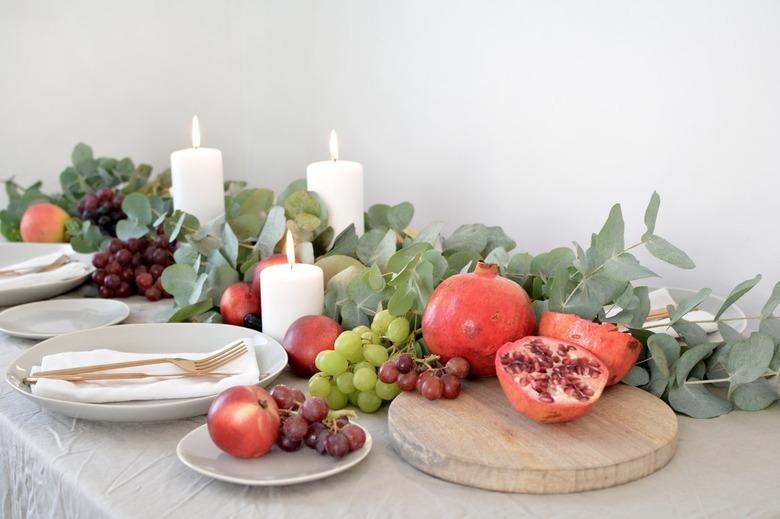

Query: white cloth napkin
29,341,261,403
0,252,92,290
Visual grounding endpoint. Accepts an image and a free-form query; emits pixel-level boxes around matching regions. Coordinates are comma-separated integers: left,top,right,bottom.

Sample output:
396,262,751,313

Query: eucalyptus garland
2,143,780,419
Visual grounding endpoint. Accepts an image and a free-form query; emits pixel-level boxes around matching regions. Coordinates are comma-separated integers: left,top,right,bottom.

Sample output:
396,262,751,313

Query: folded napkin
29,341,261,403
0,251,92,290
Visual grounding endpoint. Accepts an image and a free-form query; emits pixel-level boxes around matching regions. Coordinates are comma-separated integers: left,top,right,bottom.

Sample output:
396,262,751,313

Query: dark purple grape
277,435,303,452
395,354,414,374
397,371,418,392
108,239,123,253
131,252,144,267
271,385,295,409
326,432,350,458
145,286,162,301
315,430,331,455
290,388,305,410
135,272,153,290
243,313,262,332
127,238,143,253
116,282,131,298
420,376,444,400
98,285,114,298
91,269,106,286
92,252,109,269
441,374,461,399
282,414,309,442
97,187,114,202
156,235,169,248
149,264,164,278
83,194,99,211
445,357,471,379
105,261,122,275
304,422,326,449
301,397,328,423
103,274,121,289
152,248,169,265
378,362,399,383
334,416,350,428
111,194,124,208
341,424,366,451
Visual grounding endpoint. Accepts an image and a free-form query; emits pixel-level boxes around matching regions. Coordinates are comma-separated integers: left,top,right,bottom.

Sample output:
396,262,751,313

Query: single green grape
353,367,378,391
361,331,382,345
348,389,361,406
386,317,411,344
325,385,349,410
353,361,374,373
334,331,363,363
353,325,371,335
336,371,356,394
357,390,383,413
375,380,401,400
308,374,332,398
371,309,395,335
363,343,389,367
314,350,329,372
318,350,349,376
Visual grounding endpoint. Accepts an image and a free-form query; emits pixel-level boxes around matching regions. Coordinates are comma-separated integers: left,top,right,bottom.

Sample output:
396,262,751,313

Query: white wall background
2,0,778,314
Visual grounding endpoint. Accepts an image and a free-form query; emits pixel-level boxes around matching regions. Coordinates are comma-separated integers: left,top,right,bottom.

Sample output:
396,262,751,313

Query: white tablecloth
2,290,780,518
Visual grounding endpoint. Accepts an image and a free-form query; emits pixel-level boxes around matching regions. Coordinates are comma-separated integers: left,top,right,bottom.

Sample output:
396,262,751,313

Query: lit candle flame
285,229,295,269
192,115,201,149
329,129,339,161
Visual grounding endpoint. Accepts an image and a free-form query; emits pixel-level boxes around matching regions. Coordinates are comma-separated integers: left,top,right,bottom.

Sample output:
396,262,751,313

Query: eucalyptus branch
643,314,779,330
685,370,780,385
562,239,646,308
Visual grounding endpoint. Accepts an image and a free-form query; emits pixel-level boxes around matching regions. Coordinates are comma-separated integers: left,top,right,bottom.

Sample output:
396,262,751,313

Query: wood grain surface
388,379,678,494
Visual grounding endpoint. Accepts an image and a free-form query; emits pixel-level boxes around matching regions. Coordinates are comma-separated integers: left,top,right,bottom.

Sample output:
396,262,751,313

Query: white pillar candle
306,130,364,237
170,116,226,226
260,231,325,342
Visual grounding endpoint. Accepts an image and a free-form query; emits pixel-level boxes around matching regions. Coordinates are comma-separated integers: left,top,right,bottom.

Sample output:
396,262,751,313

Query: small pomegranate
495,336,609,423
422,261,535,377
539,311,641,386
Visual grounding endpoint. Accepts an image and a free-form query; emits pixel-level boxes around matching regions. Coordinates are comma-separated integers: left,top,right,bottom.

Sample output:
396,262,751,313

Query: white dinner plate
0,243,94,306
653,287,748,335
0,298,130,339
5,323,288,422
177,423,372,486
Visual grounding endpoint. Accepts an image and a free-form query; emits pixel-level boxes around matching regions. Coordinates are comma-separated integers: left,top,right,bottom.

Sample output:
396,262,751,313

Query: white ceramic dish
0,298,130,339
0,243,94,306
177,423,372,486
653,287,748,335
5,323,288,422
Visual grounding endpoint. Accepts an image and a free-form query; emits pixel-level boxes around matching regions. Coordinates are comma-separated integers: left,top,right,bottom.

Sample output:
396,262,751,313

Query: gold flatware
28,340,248,378
24,371,238,384
0,255,71,278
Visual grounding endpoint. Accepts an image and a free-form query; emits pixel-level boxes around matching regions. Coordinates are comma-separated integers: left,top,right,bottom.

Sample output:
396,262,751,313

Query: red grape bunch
270,385,367,459
76,187,126,237
91,232,175,301
383,354,470,401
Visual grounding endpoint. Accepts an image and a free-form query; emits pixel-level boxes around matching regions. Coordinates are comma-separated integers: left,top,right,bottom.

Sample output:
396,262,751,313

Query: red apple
220,282,260,326
207,385,280,458
251,254,290,304
20,203,71,243
282,315,342,377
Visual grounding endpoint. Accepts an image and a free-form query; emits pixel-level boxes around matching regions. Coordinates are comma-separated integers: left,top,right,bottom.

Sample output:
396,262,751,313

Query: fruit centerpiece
4,143,780,425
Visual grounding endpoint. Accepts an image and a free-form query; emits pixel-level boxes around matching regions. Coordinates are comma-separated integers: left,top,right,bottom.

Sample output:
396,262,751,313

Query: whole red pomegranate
539,311,641,386
422,261,536,377
220,283,260,326
495,336,609,423
207,385,280,458
282,315,342,377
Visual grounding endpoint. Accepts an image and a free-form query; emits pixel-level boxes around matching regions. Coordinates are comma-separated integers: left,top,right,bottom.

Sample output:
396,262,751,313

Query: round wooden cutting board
388,379,678,494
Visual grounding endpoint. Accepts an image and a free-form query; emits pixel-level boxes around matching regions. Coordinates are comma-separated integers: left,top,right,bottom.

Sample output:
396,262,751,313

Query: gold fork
24,371,238,384
0,255,71,277
28,340,248,378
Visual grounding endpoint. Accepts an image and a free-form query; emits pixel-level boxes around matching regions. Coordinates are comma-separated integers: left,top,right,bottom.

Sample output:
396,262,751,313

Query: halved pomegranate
539,311,641,386
495,336,609,423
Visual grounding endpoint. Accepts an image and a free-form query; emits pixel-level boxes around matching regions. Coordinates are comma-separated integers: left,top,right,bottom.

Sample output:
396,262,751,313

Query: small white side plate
177,423,372,486
0,298,130,339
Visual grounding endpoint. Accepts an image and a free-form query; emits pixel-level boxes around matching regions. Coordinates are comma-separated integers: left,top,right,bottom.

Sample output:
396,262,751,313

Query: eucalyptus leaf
443,224,488,254
254,206,286,258
622,366,650,386
357,229,397,271
121,192,152,226
674,343,718,386
760,281,780,319
668,288,711,324
731,378,779,411
715,274,761,320
645,235,695,269
168,300,214,323
387,202,414,232
325,224,358,258
668,380,733,418
718,322,745,345
727,332,774,388
161,264,197,307
221,223,239,268
413,222,443,247
115,219,149,241
642,191,660,240
672,320,709,346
